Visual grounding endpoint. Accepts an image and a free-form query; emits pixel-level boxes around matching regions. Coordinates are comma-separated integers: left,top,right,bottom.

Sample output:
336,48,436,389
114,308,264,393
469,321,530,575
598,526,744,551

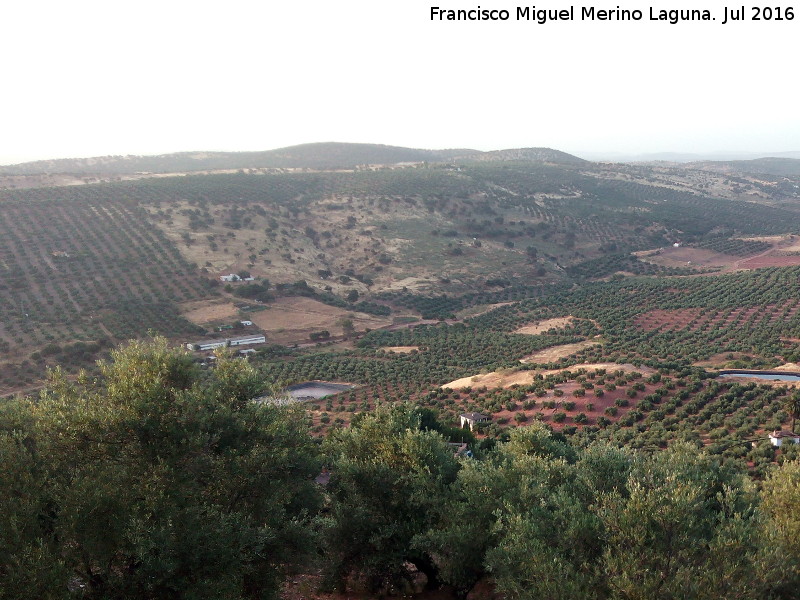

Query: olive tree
0,338,321,600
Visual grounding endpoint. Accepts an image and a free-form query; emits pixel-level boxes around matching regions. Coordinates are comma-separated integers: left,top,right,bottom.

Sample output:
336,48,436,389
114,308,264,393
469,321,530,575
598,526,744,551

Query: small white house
240,320,253,326
460,412,490,431
769,430,800,447
220,274,241,282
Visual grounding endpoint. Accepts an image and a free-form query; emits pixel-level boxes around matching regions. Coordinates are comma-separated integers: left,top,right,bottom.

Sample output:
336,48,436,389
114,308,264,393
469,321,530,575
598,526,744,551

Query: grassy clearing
519,339,602,364
249,296,393,344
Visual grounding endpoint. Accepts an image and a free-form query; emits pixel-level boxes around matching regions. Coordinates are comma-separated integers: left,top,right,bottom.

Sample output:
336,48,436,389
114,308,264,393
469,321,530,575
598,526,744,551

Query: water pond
719,370,800,382
286,381,357,400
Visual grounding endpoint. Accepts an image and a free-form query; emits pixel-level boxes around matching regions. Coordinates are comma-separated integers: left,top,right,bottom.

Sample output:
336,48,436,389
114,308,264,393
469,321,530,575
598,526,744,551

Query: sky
1,0,798,164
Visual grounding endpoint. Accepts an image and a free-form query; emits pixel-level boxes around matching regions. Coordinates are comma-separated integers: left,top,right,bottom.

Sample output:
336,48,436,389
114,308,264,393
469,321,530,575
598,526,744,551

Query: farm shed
187,339,229,351
186,334,266,352
221,274,256,282
460,412,490,431
228,334,266,347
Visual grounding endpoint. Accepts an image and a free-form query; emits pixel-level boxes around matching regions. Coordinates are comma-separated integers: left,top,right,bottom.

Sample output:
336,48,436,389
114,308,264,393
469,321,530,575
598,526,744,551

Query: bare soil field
514,316,575,335
738,254,800,268
442,361,645,390
739,235,792,244
249,297,393,344
519,339,602,364
380,346,420,353
540,362,654,377
635,304,800,333
636,236,800,272
443,369,540,390
636,247,737,270
456,302,516,320
380,276,430,292
180,299,240,325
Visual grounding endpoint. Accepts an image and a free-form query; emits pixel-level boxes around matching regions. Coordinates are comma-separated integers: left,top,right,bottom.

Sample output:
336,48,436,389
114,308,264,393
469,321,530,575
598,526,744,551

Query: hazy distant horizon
3,0,797,168
2,142,800,168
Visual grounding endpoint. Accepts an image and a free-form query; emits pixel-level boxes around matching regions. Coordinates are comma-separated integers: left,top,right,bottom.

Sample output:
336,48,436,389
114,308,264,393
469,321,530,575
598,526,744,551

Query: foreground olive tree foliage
423,427,798,600
319,411,800,599
320,405,460,593
0,339,321,600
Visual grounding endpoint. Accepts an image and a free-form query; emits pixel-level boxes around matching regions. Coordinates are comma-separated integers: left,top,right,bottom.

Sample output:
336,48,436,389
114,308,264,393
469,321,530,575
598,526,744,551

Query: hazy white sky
1,0,798,164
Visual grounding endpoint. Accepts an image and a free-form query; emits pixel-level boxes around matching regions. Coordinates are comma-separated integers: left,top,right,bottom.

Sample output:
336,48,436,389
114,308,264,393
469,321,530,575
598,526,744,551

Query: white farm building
187,334,266,352
220,274,256,282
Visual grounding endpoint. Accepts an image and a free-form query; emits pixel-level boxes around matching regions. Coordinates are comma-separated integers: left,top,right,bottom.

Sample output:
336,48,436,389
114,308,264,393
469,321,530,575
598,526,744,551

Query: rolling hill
2,142,800,397
0,142,587,175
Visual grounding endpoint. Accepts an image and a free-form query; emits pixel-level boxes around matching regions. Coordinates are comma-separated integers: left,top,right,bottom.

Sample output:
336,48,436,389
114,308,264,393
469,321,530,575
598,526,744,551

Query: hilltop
0,142,586,176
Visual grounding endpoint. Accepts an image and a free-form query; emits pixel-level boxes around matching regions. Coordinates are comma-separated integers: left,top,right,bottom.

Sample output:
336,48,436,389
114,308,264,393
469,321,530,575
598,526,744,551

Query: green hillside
693,157,800,177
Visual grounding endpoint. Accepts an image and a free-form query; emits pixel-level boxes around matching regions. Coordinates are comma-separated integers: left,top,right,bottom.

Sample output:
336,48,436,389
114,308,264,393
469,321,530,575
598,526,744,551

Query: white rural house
220,273,256,282
769,430,800,447
459,412,490,431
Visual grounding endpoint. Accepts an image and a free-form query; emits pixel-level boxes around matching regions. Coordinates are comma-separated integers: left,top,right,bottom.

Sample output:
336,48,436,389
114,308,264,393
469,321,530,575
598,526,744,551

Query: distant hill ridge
0,142,586,175
689,157,800,177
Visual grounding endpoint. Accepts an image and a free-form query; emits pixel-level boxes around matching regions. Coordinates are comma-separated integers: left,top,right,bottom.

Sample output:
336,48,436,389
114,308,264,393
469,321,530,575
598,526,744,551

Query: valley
2,142,800,467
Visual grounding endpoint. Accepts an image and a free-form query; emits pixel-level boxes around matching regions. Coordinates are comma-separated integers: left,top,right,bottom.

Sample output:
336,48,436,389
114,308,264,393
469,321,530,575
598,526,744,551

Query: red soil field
490,380,644,430
306,370,663,435
634,303,800,333
739,254,800,268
